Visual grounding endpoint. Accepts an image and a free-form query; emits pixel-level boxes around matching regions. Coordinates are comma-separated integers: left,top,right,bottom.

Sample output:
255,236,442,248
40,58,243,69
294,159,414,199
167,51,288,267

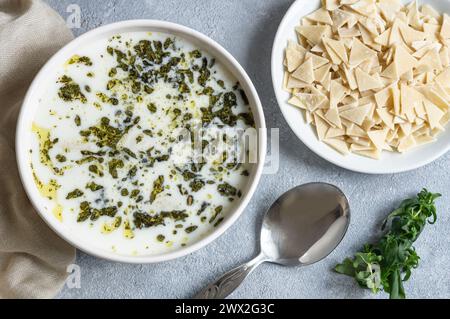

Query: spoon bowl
261,183,350,266
195,182,350,299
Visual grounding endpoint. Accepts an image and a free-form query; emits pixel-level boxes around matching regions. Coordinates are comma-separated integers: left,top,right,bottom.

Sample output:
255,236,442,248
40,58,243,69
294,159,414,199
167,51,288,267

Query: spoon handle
194,254,267,299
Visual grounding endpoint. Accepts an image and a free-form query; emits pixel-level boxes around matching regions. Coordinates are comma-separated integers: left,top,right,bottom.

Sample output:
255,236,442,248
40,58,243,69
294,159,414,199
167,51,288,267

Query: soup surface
30,31,255,256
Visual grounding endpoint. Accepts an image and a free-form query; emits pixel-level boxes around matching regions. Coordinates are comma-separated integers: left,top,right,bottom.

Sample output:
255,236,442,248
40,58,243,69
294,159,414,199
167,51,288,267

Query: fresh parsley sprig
335,189,441,299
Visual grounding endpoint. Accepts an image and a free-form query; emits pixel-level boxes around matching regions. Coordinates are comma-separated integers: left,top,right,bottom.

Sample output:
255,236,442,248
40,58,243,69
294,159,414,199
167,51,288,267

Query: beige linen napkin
0,0,76,299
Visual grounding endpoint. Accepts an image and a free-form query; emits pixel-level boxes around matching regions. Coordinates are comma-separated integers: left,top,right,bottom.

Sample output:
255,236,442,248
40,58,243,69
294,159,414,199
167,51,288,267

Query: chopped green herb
189,50,202,58
66,189,84,199
189,179,205,192
108,159,124,179
197,202,210,216
209,206,223,224
218,182,237,197
187,195,194,206
134,210,188,229
68,55,93,66
86,182,104,192
185,226,198,233
147,103,157,113
58,76,87,103
55,154,67,163
74,115,81,126
335,189,441,299
150,175,164,203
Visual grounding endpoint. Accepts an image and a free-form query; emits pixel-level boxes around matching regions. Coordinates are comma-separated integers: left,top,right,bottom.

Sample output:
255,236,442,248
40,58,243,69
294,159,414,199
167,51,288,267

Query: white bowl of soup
16,20,266,263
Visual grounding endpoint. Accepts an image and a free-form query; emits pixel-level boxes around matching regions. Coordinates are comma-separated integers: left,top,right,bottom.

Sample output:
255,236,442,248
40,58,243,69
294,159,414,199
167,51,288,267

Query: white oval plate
272,0,450,174
16,20,267,264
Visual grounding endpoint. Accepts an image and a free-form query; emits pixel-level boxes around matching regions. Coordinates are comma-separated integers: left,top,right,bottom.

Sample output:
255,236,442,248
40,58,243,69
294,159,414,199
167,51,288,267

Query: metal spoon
195,182,350,299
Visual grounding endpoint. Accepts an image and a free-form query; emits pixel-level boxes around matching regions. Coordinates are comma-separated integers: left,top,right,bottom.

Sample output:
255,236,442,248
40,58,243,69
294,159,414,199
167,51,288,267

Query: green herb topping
335,189,441,299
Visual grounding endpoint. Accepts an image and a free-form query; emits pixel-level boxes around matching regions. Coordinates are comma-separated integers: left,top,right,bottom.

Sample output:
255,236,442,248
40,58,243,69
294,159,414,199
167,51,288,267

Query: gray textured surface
44,0,450,299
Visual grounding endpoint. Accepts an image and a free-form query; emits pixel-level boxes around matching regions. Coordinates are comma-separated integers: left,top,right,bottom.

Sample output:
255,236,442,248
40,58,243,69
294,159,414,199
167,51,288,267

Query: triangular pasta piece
295,93,327,112
414,98,427,119
286,46,306,72
311,44,324,53
346,123,367,137
389,19,403,46
440,47,450,67
324,108,342,128
416,49,443,74
415,135,436,146
323,44,343,65
413,43,442,59
296,25,332,45
355,68,383,92
400,121,412,136
349,38,377,66
375,28,391,46
401,84,423,121
368,129,389,150
326,127,346,138
287,76,310,89
381,61,399,79
350,143,373,152
376,108,395,130
307,8,333,25
406,0,421,29
397,135,416,153
433,83,450,106
441,14,450,39
395,45,418,76
305,110,313,124
314,63,331,83
321,72,332,91
411,40,432,51
424,100,445,129
435,67,450,86
350,0,376,17
399,23,426,45
288,39,307,52
283,71,290,92
324,0,340,11
342,66,358,90
332,9,353,28
378,0,402,22
330,80,350,107
353,148,381,159
391,85,401,115
340,103,372,125
374,85,392,108
288,96,306,109
323,37,348,64
305,52,330,69
423,23,440,41
313,113,329,141
291,58,315,84
323,138,349,155
349,136,372,147
338,27,361,38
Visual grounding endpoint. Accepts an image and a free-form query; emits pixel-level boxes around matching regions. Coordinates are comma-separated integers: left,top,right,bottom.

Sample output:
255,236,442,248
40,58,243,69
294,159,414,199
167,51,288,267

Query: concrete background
44,0,450,299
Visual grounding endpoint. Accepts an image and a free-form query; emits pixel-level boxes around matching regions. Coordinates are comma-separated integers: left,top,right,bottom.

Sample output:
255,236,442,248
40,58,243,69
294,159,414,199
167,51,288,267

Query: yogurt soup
30,32,256,256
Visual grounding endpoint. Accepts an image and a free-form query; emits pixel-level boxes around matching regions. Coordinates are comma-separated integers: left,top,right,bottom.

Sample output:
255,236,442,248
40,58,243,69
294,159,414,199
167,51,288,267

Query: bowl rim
16,19,267,264
271,0,450,175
